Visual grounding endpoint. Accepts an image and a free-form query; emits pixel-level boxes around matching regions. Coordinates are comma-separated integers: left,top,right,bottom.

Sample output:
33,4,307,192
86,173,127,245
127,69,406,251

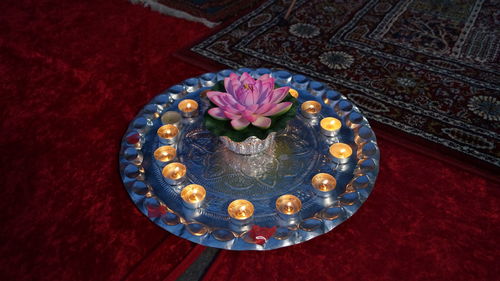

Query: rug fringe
130,0,220,28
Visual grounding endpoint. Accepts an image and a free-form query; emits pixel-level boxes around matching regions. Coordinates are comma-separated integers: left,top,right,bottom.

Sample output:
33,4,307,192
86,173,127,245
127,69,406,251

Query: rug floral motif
190,0,500,166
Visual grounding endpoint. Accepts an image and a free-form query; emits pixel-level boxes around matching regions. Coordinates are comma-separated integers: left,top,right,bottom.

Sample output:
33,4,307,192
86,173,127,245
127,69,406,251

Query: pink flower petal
235,88,247,103
225,73,239,91
223,111,241,120
254,103,274,115
221,94,239,108
256,82,273,104
246,104,259,112
235,103,246,111
224,78,233,96
240,72,253,82
242,110,258,122
261,102,292,116
257,74,270,81
209,93,241,114
206,91,224,100
269,86,290,104
209,94,229,108
252,116,272,129
258,75,274,90
229,78,241,98
208,107,229,120
231,118,250,130
243,89,258,106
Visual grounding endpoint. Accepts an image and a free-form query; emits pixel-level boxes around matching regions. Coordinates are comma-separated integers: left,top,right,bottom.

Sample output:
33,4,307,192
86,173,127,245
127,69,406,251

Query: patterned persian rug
131,0,265,27
189,0,500,166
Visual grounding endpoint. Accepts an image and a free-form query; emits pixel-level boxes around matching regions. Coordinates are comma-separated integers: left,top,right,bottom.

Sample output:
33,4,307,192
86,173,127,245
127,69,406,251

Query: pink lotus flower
207,72,291,130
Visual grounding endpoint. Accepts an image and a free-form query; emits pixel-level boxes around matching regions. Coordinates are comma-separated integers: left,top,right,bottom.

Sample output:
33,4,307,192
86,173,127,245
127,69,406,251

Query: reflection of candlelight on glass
157,124,179,144
181,184,206,209
335,100,353,117
312,173,336,197
178,99,199,117
320,117,341,136
162,162,186,185
161,111,182,128
276,195,302,215
329,143,353,164
228,200,254,220
154,146,176,163
345,111,363,129
322,90,341,105
301,101,321,118
289,89,299,98
354,125,373,146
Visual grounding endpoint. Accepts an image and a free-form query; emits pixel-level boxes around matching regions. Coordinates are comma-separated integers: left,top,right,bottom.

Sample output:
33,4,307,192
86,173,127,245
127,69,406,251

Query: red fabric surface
1,0,499,281
203,136,500,281
0,0,209,280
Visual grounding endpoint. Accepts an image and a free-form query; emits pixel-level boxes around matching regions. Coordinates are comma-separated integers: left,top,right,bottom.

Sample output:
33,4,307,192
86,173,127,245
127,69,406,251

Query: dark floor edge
176,247,221,281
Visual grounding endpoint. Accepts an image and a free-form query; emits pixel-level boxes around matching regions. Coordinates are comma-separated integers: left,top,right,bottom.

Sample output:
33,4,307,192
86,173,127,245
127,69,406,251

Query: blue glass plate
119,68,380,250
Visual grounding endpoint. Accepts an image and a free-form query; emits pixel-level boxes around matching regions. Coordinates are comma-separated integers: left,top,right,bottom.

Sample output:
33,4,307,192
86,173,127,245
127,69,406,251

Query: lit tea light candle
157,124,179,144
329,143,353,164
276,195,302,215
161,111,182,128
320,117,342,136
289,88,299,98
154,146,176,164
178,99,199,118
181,184,206,209
228,199,254,220
301,100,322,118
162,162,186,185
312,173,337,197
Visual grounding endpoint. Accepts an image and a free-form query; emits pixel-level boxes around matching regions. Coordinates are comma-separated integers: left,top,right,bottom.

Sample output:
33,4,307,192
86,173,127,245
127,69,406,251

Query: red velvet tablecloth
0,0,498,280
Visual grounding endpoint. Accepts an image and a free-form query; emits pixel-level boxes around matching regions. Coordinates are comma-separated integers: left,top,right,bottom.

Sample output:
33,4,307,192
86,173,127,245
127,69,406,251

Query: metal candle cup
329,143,353,164
153,146,176,166
157,124,179,144
320,117,342,137
276,195,302,215
180,184,206,209
312,173,337,197
161,111,182,128
301,101,322,119
228,199,254,221
178,99,199,118
162,162,186,185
